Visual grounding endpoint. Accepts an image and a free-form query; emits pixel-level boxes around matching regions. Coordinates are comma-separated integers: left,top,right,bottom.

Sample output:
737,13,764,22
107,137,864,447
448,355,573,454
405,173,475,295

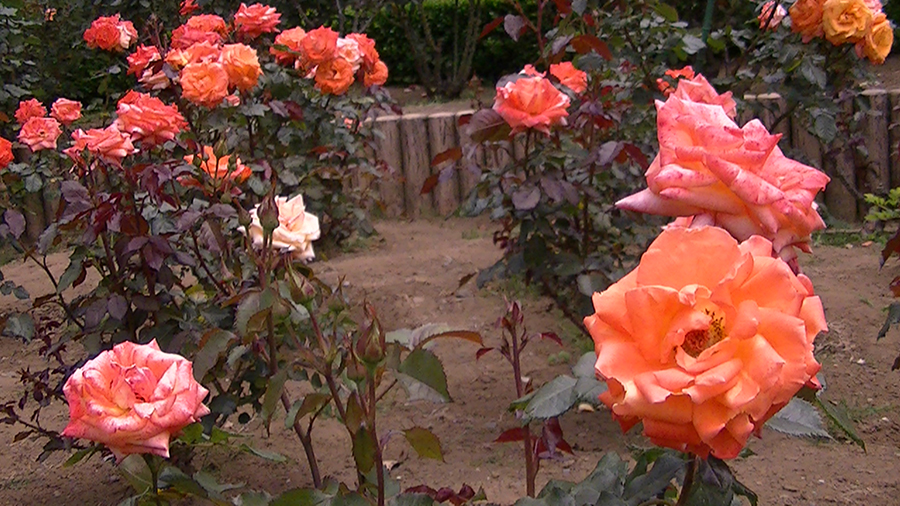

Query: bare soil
1,218,900,505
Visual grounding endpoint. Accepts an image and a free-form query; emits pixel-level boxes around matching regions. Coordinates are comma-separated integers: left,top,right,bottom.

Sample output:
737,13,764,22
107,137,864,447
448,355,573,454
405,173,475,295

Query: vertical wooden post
889,90,900,189
862,89,891,202
823,101,858,222
455,111,481,199
756,92,791,149
400,113,432,218
374,116,405,217
427,112,461,215
739,94,757,126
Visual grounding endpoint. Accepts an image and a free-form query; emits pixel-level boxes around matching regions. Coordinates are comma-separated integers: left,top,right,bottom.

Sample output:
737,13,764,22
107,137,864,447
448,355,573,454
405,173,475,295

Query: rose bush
585,226,826,459
61,340,210,460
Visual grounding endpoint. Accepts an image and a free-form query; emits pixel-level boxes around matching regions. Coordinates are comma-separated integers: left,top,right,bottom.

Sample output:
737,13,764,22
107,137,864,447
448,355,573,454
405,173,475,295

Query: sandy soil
1,218,900,505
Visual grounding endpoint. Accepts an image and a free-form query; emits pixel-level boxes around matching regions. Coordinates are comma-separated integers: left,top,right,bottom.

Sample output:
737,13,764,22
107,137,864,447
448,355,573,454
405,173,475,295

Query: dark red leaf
434,488,455,503
475,347,494,360
494,427,528,443
421,174,440,195
463,109,510,143
891,276,900,297
3,210,25,239
893,353,900,371
552,0,572,15
457,113,473,127
431,147,462,168
480,17,504,39
882,229,900,267
405,485,438,497
622,143,649,170
583,13,596,27
539,332,563,346
570,35,612,60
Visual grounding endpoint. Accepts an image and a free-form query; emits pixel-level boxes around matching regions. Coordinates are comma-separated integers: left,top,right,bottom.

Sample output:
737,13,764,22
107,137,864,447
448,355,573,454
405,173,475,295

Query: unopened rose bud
238,205,252,228
346,357,366,382
258,194,279,235
356,325,385,365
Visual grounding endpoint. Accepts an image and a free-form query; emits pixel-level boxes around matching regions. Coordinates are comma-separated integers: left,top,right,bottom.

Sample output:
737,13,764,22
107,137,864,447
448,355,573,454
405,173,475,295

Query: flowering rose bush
61,340,210,460
492,75,571,134
585,226,826,458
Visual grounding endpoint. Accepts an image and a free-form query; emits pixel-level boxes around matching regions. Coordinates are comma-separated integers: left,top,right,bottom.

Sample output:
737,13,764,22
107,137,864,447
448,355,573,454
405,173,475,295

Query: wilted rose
585,226,825,459
363,60,389,87
61,340,210,460
50,98,83,126
493,75,570,134
271,27,307,65
549,62,587,94
220,43,262,92
616,90,829,262
67,124,136,166
790,0,826,42
115,91,188,147
0,137,13,170
18,117,61,152
180,61,230,108
759,1,788,30
247,194,321,261
315,57,355,95
15,98,47,125
233,3,281,39
822,0,872,44
855,12,894,64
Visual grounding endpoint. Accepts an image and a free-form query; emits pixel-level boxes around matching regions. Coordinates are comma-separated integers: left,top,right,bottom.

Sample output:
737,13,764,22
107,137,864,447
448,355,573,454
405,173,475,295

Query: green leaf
654,3,678,22
681,34,705,55
57,257,83,293
572,352,597,378
262,368,289,424
235,289,275,335
178,423,204,444
158,467,207,498
193,470,242,498
800,58,827,89
63,445,100,467
3,313,34,341
390,493,436,506
193,330,236,381
403,427,444,461
623,453,683,504
331,491,371,506
118,455,153,495
765,398,831,439
876,302,900,340
272,488,330,506
241,444,288,462
522,375,577,420
352,428,377,473
284,393,331,429
397,349,451,402
813,114,837,144
684,458,735,506
236,491,273,506
814,397,866,451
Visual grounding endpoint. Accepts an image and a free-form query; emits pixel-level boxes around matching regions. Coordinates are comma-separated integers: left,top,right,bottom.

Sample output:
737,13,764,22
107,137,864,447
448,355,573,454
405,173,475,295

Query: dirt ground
2,218,900,506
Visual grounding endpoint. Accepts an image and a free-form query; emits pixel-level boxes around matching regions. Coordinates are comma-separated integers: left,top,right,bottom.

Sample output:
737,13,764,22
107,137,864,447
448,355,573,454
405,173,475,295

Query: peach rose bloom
822,0,872,45
616,92,829,263
233,3,281,39
758,1,787,30
363,60,389,87
68,124,136,166
115,91,188,147
61,340,210,460
186,14,229,36
0,137,13,170
180,61,230,108
50,98,83,126
493,76,571,134
790,0,826,42
855,12,894,64
220,43,262,92
247,194,321,261
299,26,339,68
656,66,695,96
669,72,737,119
336,37,363,73
271,27,307,65
18,117,61,152
315,57,355,95
183,145,251,186
347,33,379,70
167,41,222,70
15,98,47,124
117,20,138,49
549,62,587,94
171,24,223,49
585,226,825,459
127,45,162,76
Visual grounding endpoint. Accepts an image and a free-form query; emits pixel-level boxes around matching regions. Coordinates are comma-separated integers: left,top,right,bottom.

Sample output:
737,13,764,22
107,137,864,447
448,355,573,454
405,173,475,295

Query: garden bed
1,218,899,505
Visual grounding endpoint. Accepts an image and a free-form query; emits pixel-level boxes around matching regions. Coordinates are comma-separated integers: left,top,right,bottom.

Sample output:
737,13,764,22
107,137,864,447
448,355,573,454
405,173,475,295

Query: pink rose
67,124,136,166
18,117,61,152
616,91,829,262
233,3,281,39
669,72,737,119
115,91,188,147
492,75,570,134
50,98,83,126
61,340,210,460
758,1,788,30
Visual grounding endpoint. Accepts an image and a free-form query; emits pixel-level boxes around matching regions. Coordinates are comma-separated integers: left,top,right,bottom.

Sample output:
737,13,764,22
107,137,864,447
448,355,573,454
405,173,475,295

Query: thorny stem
510,318,536,497
280,391,322,487
675,455,700,506
367,371,386,506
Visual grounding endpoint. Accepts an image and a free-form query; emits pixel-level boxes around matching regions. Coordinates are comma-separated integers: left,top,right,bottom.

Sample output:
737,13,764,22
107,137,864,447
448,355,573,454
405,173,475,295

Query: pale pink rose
759,1,788,30
247,194,321,261
61,340,210,460
616,92,829,261
117,20,138,50
18,117,61,151
336,37,362,73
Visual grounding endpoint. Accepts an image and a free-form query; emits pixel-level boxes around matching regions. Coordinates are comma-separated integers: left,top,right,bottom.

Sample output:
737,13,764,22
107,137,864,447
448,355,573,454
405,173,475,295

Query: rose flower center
682,310,725,357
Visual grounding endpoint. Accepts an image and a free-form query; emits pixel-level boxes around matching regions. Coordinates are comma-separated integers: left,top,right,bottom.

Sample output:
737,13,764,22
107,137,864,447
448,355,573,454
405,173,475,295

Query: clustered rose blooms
788,0,893,64
234,3,281,39
18,117,62,152
61,340,210,460
83,14,137,52
493,71,571,134
50,98,83,126
616,73,828,263
655,66,696,97
758,1,787,30
182,145,252,187
115,91,188,147
14,98,46,124
585,226,825,459
549,62,588,94
247,194,321,261
0,137,13,170
65,124,137,167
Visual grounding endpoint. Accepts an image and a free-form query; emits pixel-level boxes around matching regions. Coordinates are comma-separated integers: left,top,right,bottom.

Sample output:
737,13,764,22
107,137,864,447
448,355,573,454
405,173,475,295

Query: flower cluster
12,98,83,153
492,62,588,134
790,0,893,64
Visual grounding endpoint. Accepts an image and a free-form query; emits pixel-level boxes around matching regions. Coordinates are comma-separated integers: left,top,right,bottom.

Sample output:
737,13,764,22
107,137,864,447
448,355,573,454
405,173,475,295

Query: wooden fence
374,89,900,223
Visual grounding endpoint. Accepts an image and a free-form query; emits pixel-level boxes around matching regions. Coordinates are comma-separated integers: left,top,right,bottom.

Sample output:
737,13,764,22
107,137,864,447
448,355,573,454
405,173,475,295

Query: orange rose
656,65,695,96
492,75,571,134
220,43,262,92
18,117,61,152
61,340,210,460
115,91,187,147
0,137,13,170
83,15,136,51
171,24,223,49
271,27,307,65
186,14,229,36
758,1,787,30
669,72,737,119
68,124,136,166
315,57,355,95
166,41,221,70
299,26,339,68
233,3,281,39
855,12,894,64
363,60,389,87
246,194,321,261
50,98,83,126
585,226,825,459
549,61,587,94
790,0,826,41
180,0,200,16
822,0,872,45
180,61,230,108
616,86,829,262
183,145,251,186
347,33,379,70
127,45,162,76
15,98,46,124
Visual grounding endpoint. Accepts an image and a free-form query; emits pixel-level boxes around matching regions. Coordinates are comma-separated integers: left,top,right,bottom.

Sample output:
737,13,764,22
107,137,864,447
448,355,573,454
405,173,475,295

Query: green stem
143,454,162,506
675,455,700,506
